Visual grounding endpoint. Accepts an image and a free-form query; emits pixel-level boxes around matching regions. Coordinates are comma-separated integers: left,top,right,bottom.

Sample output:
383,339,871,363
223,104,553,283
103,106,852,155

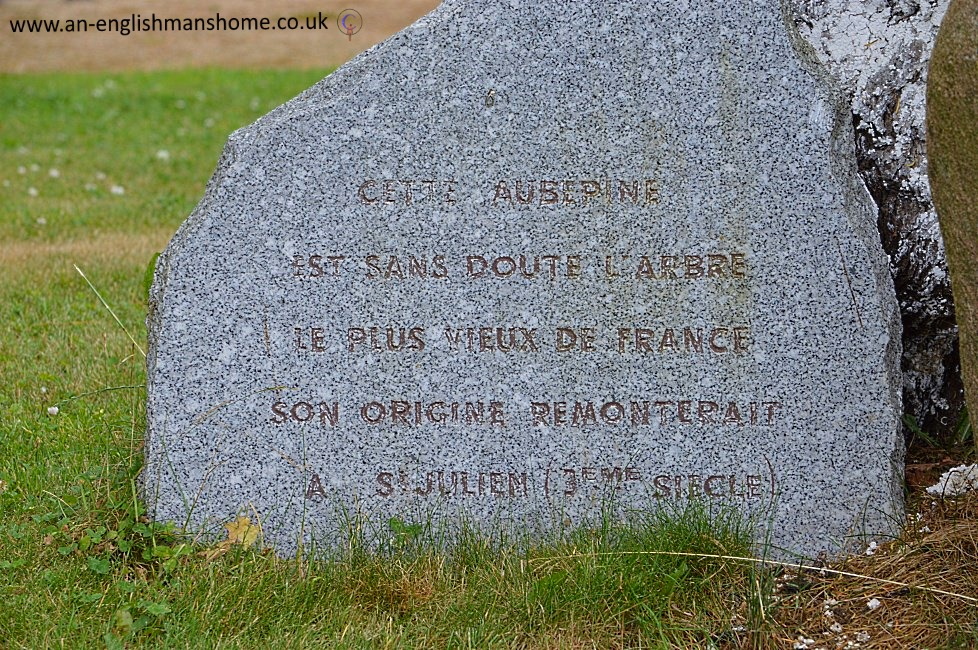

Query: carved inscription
616,327,750,354
357,179,457,206
270,398,782,427
353,178,661,207
290,253,747,281
648,473,766,499
442,326,540,352
287,175,781,514
530,400,782,427
304,467,772,501
306,474,328,502
359,400,506,427
492,179,660,206
551,467,766,500
556,466,643,496
270,400,339,425
345,327,426,352
466,254,581,279
293,325,752,355
375,470,530,498
367,255,449,279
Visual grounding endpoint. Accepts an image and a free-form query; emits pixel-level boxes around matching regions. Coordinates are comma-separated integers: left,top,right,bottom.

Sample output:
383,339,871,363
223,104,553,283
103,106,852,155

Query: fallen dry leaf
225,516,259,548
200,516,261,561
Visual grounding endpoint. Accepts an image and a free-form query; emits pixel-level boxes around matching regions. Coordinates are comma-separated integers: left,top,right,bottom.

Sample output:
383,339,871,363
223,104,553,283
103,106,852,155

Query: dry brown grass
0,229,173,274
772,490,978,649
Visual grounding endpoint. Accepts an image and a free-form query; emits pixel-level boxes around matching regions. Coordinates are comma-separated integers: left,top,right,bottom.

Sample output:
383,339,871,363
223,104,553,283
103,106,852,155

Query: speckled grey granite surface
144,0,903,560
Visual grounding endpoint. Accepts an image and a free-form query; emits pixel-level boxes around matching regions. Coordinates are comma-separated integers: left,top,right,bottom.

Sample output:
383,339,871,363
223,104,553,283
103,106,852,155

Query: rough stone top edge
226,0,840,145
147,1,452,305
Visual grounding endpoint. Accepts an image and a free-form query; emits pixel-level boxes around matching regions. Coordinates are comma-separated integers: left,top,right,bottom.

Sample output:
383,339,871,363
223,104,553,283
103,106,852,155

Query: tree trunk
927,0,978,452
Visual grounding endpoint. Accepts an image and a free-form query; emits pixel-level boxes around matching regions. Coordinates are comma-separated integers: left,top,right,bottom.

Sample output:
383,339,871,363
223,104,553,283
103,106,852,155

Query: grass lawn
1,69,976,648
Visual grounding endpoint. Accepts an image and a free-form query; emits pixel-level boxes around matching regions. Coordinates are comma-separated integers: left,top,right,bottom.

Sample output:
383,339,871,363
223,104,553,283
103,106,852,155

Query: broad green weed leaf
103,632,124,650
75,592,103,604
88,556,111,575
112,609,134,636
141,600,172,617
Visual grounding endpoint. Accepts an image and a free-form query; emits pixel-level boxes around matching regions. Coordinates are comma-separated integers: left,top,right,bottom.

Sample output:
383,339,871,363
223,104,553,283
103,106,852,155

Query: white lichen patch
926,463,978,496
790,0,958,436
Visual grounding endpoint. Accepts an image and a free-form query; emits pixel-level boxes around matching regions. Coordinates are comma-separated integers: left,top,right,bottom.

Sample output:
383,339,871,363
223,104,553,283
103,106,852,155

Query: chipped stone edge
779,0,905,546
141,0,456,521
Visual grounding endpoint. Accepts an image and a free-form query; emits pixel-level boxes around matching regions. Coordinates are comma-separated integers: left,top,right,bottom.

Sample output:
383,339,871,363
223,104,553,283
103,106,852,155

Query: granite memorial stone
145,0,904,559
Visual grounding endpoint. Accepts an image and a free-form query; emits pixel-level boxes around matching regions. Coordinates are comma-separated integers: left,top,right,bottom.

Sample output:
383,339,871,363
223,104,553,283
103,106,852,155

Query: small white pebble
918,525,931,533
864,540,878,556
47,406,59,416
17,165,26,174
830,622,844,633
867,598,882,611
36,218,47,225
855,632,870,643
824,598,838,606
48,168,60,178
110,185,125,195
40,386,47,393
27,187,38,197
155,149,171,161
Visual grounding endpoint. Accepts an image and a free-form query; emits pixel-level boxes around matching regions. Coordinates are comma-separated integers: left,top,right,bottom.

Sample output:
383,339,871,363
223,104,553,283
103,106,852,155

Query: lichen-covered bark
790,0,964,440
927,0,978,450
